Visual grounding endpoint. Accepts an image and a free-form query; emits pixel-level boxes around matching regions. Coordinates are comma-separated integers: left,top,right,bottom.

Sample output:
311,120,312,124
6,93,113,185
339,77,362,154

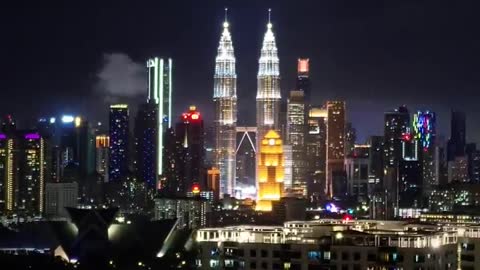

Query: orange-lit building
256,130,284,211
95,134,110,182
207,167,220,200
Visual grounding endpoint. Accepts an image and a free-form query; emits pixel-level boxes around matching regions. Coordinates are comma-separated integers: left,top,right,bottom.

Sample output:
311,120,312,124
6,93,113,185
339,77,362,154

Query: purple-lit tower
413,111,437,195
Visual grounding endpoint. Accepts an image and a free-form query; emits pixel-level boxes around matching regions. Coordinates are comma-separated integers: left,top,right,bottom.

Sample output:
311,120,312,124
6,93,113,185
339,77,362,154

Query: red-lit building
175,106,205,195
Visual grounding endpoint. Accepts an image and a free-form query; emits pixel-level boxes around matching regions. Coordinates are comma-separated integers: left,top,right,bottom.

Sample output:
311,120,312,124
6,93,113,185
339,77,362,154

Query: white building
196,219,459,270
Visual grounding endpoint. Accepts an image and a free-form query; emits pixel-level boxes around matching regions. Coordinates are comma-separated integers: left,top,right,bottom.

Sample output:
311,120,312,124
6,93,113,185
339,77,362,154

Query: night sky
1,0,479,143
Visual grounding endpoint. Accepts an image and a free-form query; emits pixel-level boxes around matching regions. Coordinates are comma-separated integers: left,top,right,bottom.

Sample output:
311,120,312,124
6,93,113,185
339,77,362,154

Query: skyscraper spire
256,8,281,198
225,7,228,23
213,9,237,198
256,8,281,129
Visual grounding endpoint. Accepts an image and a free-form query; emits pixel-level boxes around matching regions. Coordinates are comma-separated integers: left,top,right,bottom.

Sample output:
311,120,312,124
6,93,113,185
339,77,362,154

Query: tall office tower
384,106,410,169
296,58,311,103
213,13,237,198
345,122,356,156
367,136,385,219
12,132,45,216
36,115,95,183
256,130,284,211
134,103,157,188
469,150,480,183
162,127,180,193
305,107,327,202
399,130,422,208
447,110,466,161
0,134,9,212
95,134,110,183
175,106,205,194
109,104,129,182
146,57,173,188
76,118,96,178
326,101,346,198
368,136,384,187
345,149,369,201
256,12,281,156
286,90,306,197
413,111,437,195
383,106,410,217
235,127,257,197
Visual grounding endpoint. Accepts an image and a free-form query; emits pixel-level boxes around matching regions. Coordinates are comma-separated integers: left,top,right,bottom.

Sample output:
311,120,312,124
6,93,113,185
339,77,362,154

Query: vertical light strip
39,138,44,214
168,58,172,129
158,59,164,177
6,139,13,211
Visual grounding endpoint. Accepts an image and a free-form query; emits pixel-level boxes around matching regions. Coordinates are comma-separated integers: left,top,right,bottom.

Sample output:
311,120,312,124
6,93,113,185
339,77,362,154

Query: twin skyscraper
213,9,281,198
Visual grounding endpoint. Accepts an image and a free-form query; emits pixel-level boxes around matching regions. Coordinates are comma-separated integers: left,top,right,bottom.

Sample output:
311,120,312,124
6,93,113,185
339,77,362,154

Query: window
414,254,425,263
353,265,361,270
331,252,337,260
341,265,348,270
273,250,281,258
308,251,321,261
462,243,475,251
261,250,268,258
250,249,257,257
261,262,268,269
342,252,349,260
272,263,281,270
323,251,331,260
461,254,475,262
209,259,219,268
250,262,257,269
367,253,376,261
353,252,361,261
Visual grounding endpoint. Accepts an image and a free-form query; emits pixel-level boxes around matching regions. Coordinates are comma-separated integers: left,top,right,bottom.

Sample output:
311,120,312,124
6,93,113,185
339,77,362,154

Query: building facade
256,19,281,184
306,107,327,202
256,130,284,212
286,90,307,197
326,101,346,199
213,17,237,198
146,57,173,189
175,106,205,194
109,104,129,182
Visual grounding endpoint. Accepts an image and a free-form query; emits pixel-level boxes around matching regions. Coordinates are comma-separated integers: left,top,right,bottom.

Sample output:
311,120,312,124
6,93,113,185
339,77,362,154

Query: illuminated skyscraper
384,106,410,169
413,111,437,195
326,101,346,198
109,104,129,182
257,10,281,150
296,58,311,104
175,106,205,194
134,103,157,188
306,107,327,201
146,57,172,188
286,90,306,197
2,132,45,216
256,130,284,211
0,134,11,213
383,106,410,218
213,10,237,197
95,134,109,183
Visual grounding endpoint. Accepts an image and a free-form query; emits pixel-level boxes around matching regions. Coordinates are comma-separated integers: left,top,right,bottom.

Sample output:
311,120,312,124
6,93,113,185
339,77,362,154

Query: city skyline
1,1,480,143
